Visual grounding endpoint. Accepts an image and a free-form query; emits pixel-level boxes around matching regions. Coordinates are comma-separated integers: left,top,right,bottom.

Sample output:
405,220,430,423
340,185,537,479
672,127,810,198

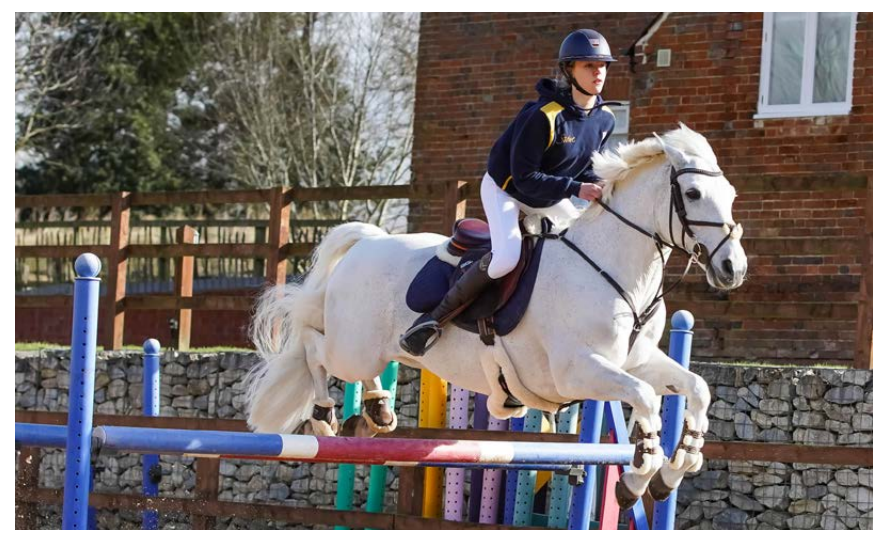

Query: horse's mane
592,123,718,203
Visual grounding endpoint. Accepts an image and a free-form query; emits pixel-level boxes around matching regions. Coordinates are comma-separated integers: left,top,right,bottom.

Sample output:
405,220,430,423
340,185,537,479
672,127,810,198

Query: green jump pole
335,380,362,530
366,361,400,519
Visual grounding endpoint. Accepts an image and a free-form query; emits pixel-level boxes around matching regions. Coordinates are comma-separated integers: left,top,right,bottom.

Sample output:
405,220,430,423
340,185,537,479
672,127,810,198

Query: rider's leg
482,173,522,280
398,174,520,356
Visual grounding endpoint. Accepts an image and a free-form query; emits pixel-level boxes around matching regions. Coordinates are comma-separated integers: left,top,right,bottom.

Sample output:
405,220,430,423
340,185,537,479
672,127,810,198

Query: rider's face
571,61,607,95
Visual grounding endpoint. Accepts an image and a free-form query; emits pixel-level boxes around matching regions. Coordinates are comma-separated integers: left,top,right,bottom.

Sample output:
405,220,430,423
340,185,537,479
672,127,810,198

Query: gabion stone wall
16,351,872,529
677,364,872,530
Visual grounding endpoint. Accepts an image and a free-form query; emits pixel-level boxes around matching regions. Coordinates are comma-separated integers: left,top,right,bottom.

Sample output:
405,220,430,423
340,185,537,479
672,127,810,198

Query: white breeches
480,173,581,280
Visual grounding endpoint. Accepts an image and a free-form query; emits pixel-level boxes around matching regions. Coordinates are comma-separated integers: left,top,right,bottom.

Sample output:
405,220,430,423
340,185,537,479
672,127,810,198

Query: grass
15,342,250,353
693,359,851,369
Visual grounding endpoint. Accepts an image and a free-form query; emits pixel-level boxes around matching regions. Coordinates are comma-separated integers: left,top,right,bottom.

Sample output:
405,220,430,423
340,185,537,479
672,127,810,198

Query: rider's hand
578,182,603,202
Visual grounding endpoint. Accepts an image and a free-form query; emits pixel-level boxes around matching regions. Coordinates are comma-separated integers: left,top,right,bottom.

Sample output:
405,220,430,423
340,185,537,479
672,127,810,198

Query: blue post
604,401,649,530
547,403,579,528
142,339,161,530
567,399,604,530
467,394,489,522
62,254,101,530
653,310,695,530
501,416,525,525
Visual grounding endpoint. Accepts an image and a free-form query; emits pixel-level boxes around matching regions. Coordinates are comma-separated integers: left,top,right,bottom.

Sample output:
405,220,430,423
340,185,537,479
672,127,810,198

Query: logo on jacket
558,135,577,144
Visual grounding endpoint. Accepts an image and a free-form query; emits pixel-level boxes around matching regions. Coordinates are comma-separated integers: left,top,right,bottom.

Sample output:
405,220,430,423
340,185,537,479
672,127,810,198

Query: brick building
409,12,872,365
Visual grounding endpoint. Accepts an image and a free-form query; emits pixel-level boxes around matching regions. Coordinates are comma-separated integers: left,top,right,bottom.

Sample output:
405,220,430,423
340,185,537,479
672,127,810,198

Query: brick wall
410,12,872,364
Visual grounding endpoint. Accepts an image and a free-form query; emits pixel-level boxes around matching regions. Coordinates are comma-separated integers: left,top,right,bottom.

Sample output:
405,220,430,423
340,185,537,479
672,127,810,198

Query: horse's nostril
722,259,734,278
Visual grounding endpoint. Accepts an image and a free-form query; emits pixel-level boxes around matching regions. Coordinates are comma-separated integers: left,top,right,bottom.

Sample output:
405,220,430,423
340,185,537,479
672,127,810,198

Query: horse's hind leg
339,375,397,438
303,328,338,437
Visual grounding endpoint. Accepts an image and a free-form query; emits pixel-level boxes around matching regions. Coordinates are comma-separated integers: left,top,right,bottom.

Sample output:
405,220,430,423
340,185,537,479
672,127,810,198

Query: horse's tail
245,222,388,433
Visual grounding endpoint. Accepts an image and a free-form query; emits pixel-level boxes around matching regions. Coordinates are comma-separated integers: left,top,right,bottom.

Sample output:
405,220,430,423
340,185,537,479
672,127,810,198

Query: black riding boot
399,253,494,356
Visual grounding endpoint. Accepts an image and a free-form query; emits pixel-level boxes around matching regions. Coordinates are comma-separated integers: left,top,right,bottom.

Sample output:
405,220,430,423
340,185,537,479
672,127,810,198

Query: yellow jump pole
419,369,448,518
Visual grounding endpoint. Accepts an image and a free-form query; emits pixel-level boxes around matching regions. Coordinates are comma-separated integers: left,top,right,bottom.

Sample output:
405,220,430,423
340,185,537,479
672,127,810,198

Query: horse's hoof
363,410,397,434
309,417,337,437
339,415,378,438
648,469,674,502
615,479,640,510
363,392,396,433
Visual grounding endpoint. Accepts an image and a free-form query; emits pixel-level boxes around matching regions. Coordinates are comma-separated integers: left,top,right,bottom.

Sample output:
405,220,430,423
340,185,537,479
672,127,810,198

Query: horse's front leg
626,348,711,501
552,350,664,510
360,376,398,434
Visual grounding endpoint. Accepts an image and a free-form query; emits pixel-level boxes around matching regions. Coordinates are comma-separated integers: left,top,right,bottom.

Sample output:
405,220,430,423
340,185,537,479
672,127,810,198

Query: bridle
667,166,740,268
532,162,739,349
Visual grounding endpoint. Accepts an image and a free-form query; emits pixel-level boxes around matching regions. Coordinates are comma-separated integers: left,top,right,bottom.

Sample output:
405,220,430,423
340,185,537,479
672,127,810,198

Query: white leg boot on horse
627,350,711,501
551,350,664,510
361,378,398,435
338,376,398,438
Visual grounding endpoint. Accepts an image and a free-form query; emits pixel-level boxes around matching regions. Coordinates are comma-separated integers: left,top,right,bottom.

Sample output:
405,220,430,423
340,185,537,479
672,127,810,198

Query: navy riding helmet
558,29,617,96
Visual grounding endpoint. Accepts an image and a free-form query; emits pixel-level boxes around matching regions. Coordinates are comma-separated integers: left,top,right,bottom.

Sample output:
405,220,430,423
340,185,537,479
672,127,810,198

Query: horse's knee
688,373,711,409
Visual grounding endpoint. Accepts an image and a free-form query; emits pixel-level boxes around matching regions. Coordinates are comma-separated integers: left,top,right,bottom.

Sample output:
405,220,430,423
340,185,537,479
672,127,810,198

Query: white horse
245,123,747,508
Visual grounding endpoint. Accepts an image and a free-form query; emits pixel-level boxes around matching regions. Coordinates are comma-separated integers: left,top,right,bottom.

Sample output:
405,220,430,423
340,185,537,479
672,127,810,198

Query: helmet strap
560,62,595,97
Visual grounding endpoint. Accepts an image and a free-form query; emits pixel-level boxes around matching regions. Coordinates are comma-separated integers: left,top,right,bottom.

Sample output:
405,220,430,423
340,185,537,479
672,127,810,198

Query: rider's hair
555,62,573,91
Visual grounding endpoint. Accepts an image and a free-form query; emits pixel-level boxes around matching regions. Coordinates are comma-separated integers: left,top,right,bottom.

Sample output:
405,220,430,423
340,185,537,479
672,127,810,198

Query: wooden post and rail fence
15,180,872,368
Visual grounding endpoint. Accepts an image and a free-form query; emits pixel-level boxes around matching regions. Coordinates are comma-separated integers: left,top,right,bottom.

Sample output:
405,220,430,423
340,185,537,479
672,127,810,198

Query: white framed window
756,12,857,119
605,102,630,151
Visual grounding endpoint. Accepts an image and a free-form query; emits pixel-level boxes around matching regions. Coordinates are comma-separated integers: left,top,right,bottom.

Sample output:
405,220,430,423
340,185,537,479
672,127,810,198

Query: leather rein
532,165,738,348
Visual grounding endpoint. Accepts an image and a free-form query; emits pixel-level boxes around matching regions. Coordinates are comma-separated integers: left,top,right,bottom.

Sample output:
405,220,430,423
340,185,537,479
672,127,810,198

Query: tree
15,13,223,195
201,13,418,226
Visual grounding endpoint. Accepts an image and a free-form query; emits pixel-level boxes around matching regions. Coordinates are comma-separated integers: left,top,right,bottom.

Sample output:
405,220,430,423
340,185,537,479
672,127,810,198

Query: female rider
400,29,619,356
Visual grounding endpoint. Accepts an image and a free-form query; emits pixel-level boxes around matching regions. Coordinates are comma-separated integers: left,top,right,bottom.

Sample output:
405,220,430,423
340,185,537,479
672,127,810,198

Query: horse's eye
686,189,702,201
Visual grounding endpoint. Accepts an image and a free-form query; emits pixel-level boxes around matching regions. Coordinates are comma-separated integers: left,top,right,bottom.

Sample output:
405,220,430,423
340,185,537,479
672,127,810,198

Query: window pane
814,12,853,103
612,107,629,133
769,13,806,105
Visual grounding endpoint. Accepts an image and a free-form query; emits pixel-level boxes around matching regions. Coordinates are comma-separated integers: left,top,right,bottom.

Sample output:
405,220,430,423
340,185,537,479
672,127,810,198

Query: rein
529,164,734,349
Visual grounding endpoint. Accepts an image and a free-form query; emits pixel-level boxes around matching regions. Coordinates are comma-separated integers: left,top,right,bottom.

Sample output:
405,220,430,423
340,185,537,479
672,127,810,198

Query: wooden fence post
15,447,40,529
442,180,469,234
253,225,267,279
191,458,220,530
396,466,425,518
105,191,131,350
265,187,291,287
174,226,197,351
855,175,873,369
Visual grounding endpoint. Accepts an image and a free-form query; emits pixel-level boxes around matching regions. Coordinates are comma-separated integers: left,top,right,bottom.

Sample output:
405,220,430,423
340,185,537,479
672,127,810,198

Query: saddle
405,217,550,344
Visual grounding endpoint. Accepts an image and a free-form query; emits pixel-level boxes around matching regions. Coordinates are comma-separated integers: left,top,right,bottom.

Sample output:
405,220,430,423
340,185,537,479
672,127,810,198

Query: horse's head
654,124,747,291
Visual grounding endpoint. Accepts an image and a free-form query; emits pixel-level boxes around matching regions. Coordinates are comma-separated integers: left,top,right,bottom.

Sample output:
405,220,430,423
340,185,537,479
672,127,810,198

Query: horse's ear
654,132,689,169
